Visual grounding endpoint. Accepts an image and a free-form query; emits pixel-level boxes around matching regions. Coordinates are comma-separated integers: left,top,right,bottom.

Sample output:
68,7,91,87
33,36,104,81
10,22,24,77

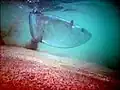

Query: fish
1,3,92,49
29,11,92,48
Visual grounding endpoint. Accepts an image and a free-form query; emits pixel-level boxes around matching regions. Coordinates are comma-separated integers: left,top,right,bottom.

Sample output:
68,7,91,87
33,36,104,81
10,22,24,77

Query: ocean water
1,1,120,70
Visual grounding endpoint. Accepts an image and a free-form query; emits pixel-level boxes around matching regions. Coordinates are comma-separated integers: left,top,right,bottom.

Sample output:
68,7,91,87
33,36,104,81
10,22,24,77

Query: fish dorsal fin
70,20,74,26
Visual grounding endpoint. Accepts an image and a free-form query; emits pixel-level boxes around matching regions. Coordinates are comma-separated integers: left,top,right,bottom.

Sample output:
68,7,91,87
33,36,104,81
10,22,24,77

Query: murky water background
1,1,120,70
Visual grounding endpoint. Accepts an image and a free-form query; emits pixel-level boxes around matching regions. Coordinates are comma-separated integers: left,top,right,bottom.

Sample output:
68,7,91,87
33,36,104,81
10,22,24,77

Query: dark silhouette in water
26,38,39,50
0,32,5,45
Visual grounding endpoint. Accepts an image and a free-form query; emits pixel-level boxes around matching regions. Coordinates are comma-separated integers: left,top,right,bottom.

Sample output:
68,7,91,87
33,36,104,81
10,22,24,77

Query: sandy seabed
0,45,119,90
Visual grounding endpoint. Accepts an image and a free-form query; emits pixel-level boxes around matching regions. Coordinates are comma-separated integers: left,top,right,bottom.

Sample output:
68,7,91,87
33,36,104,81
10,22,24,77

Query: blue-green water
1,1,120,70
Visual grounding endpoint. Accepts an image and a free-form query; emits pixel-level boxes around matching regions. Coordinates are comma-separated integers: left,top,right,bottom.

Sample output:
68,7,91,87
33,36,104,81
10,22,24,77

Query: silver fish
29,11,92,48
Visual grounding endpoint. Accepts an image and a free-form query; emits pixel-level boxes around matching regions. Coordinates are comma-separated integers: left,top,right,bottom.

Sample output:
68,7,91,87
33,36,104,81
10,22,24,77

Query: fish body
29,11,92,48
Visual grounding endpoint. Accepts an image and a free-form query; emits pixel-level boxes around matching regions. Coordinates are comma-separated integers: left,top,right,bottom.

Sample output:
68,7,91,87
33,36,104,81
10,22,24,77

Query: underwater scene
0,0,120,90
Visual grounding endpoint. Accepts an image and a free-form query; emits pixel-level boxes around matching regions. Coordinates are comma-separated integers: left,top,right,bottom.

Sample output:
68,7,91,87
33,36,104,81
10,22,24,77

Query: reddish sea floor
0,45,119,90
